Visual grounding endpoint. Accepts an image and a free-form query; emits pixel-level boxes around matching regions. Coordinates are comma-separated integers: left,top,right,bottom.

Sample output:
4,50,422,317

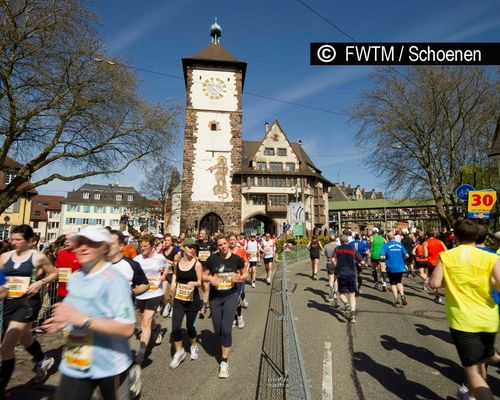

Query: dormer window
94,193,101,200
83,192,89,199
116,194,122,201
127,195,133,202
264,148,275,156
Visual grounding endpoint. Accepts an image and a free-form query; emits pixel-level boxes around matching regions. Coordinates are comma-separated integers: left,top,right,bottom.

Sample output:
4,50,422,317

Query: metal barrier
276,245,309,263
32,282,58,332
256,251,312,400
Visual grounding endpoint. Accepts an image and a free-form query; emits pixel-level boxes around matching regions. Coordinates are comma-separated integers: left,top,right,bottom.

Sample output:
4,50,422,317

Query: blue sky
38,0,500,196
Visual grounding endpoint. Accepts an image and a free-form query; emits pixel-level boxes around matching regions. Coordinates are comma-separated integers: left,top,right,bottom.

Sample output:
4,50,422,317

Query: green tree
0,0,178,213
352,66,499,228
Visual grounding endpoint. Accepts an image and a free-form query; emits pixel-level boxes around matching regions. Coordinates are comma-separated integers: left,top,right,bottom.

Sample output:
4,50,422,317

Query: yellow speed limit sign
467,191,497,219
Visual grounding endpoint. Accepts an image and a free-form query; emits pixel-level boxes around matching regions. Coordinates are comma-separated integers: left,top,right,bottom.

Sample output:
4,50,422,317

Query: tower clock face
202,77,227,100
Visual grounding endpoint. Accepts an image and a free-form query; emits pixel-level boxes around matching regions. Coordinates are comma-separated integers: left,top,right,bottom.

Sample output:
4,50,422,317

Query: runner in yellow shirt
430,219,500,400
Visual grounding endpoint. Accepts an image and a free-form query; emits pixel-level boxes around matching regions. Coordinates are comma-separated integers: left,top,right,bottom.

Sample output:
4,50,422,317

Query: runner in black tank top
169,240,202,369
0,224,58,392
307,234,324,280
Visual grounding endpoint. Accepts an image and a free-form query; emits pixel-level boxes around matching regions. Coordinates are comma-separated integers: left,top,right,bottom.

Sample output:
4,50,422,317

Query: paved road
287,257,500,400
9,256,500,399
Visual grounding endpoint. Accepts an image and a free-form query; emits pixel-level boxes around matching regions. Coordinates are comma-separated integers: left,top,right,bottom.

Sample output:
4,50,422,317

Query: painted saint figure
208,156,229,198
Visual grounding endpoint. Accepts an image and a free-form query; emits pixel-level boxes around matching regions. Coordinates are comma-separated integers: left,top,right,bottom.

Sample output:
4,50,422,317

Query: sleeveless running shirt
4,251,36,298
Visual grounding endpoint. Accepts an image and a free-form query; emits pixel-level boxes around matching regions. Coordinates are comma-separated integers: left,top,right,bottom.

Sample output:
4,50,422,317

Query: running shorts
449,328,496,367
415,261,429,269
3,295,42,329
371,258,380,267
387,272,403,285
263,257,273,265
337,275,357,294
249,261,257,268
136,296,162,312
326,262,335,275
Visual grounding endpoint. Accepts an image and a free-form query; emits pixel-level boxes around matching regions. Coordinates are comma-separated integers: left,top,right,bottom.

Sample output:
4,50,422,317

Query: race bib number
148,276,161,291
247,251,256,258
264,247,272,257
198,250,211,262
5,276,30,298
175,283,194,301
215,273,233,291
58,268,72,283
63,329,93,370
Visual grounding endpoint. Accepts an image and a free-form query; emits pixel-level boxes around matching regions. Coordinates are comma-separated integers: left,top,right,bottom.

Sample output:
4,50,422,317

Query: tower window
209,121,220,131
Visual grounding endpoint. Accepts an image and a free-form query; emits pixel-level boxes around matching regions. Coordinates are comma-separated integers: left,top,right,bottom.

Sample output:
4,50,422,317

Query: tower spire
210,17,222,44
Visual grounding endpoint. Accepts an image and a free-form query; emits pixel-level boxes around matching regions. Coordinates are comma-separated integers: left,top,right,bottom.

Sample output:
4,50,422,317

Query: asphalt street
287,256,500,400
9,256,500,400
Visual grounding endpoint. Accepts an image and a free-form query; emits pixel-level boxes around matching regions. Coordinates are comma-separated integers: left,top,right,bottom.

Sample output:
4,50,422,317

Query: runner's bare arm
26,251,58,294
491,259,500,291
429,259,444,289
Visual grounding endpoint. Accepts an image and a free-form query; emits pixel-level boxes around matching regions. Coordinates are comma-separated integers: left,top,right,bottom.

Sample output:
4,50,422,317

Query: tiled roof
191,43,241,62
0,156,37,195
64,183,150,207
30,195,64,220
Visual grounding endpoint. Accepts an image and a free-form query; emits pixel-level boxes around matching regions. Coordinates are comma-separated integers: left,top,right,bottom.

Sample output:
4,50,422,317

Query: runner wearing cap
43,225,137,400
0,224,58,392
246,234,259,288
169,238,202,368
134,234,168,364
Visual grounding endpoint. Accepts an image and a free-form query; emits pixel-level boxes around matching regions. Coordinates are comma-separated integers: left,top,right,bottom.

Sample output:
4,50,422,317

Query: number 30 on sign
467,191,497,219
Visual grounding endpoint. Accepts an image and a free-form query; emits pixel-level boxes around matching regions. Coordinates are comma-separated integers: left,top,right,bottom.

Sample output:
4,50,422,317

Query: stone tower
180,19,246,234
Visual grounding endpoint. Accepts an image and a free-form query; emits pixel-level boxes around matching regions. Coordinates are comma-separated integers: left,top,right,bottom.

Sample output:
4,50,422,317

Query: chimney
265,122,270,133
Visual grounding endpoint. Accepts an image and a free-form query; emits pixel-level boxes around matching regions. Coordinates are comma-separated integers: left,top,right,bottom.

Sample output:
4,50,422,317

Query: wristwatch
81,317,94,330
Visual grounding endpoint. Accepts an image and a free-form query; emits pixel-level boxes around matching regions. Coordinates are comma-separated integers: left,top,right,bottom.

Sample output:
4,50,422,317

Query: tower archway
199,212,224,234
243,214,276,236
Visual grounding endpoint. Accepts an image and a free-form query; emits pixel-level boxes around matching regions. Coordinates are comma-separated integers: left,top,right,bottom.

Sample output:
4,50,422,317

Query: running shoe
400,294,408,306
266,278,271,286
394,301,401,308
456,384,475,400
344,303,351,314
232,319,236,328
350,311,357,323
169,349,187,369
251,281,256,288
33,356,54,384
162,303,172,318
219,361,229,378
129,364,142,398
435,295,444,304
241,298,249,308
313,274,318,280
333,298,339,308
422,285,428,291
237,315,245,329
155,333,163,345
328,291,334,302
190,345,199,360
199,305,210,319
381,283,387,292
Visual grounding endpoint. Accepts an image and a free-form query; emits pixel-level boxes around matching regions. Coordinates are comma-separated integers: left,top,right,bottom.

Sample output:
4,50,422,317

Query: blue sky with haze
38,0,500,196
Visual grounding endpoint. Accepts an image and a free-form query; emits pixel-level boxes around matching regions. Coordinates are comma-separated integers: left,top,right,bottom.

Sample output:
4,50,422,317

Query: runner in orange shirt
229,234,249,328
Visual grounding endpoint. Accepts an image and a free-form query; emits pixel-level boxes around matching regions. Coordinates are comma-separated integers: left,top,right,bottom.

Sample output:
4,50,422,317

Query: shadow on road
353,351,445,400
198,329,221,363
303,286,329,302
306,299,345,323
358,292,394,306
415,323,454,345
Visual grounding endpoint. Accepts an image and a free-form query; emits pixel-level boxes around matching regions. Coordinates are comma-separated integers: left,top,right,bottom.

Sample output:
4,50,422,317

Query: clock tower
180,19,246,234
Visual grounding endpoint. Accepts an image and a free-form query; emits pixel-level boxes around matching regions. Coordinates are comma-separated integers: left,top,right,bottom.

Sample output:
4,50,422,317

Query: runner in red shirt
54,233,81,301
425,232,447,304
229,234,250,329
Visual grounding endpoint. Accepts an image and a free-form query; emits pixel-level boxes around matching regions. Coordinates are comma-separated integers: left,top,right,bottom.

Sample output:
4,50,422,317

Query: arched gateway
243,214,276,236
199,212,224,235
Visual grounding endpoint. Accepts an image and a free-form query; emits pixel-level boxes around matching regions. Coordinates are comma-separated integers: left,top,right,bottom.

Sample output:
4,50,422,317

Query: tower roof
182,20,246,88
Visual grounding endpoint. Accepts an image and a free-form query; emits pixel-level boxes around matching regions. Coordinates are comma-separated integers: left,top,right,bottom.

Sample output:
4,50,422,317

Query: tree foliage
352,66,499,228
0,0,179,213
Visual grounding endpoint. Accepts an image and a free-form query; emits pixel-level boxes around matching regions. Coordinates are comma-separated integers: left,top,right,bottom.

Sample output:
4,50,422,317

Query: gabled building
59,183,156,235
0,157,37,239
238,121,332,235
30,195,64,242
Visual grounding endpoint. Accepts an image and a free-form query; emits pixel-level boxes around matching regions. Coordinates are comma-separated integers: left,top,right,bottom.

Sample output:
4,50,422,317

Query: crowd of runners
0,221,498,399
